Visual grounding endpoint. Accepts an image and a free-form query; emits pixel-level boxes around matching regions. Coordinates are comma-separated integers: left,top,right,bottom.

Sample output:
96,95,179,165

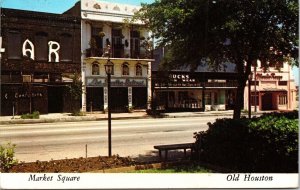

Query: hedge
193,111,298,173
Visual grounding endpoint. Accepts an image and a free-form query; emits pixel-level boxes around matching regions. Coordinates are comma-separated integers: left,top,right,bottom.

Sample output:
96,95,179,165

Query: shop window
7,30,22,59
34,32,48,61
214,92,218,104
60,33,73,62
205,92,211,105
279,94,287,105
122,62,129,75
136,63,142,76
92,62,100,75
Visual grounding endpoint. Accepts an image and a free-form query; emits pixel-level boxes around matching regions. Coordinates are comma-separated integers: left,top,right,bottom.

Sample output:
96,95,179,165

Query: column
81,57,87,112
128,87,132,108
104,87,108,110
147,61,152,110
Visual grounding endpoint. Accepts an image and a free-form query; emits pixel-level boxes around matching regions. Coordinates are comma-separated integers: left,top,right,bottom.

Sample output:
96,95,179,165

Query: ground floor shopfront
154,88,237,112
1,84,80,116
85,77,148,112
152,71,238,112
247,89,296,111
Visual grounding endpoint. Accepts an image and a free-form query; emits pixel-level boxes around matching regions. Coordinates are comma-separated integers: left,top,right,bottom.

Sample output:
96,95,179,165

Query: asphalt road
0,116,229,162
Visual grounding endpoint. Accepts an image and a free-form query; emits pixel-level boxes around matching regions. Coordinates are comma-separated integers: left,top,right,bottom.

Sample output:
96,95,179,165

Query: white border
0,173,298,189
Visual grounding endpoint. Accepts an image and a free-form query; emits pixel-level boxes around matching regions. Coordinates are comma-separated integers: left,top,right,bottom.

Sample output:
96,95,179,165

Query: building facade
152,48,239,112
1,8,81,115
66,0,153,112
244,61,297,111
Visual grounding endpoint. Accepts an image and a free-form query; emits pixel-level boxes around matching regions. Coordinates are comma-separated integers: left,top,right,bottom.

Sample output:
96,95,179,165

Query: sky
1,0,154,13
1,0,299,85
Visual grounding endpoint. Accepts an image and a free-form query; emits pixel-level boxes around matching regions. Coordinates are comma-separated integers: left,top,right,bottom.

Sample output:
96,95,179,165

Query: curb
0,115,150,125
0,112,263,125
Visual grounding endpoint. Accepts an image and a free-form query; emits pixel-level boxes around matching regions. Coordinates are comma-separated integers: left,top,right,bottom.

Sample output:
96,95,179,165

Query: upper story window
92,62,100,75
136,63,142,76
130,30,140,58
122,62,129,76
91,26,103,57
112,29,123,57
60,33,73,62
7,30,22,59
34,32,48,61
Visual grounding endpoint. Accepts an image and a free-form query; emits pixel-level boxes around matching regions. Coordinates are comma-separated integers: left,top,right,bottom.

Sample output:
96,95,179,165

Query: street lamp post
105,59,114,157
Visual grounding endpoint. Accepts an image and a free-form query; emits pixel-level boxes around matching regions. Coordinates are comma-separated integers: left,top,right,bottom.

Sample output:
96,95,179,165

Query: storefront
153,72,238,112
245,61,297,111
0,8,81,115
83,57,152,112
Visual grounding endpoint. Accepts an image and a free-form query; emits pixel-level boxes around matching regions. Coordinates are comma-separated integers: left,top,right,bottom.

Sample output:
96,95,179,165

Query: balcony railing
86,47,148,59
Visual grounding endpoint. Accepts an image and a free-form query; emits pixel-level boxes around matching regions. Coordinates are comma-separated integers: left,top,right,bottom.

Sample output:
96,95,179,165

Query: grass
20,111,40,119
131,163,214,173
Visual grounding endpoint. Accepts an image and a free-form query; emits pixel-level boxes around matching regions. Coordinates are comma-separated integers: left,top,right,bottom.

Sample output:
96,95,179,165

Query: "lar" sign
22,39,60,62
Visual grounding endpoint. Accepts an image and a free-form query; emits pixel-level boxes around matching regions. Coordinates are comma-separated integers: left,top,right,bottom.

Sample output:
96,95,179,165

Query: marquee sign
86,77,147,87
22,39,60,62
256,73,283,80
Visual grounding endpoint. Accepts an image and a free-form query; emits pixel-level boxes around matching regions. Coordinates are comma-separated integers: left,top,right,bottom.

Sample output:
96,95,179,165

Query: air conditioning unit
22,75,32,83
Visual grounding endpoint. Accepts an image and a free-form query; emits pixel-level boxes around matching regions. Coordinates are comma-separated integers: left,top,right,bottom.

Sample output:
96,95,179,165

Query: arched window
92,62,100,75
122,62,129,75
136,63,142,76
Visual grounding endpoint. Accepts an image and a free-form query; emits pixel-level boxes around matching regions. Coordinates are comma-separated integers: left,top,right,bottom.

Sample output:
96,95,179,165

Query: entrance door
48,86,63,113
87,87,103,111
132,87,147,109
261,93,273,110
110,87,128,112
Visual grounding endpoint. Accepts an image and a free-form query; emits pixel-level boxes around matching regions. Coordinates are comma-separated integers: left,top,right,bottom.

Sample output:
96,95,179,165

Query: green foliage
133,162,213,173
66,73,82,101
0,142,18,172
71,111,86,116
193,111,298,172
20,111,40,119
135,0,298,118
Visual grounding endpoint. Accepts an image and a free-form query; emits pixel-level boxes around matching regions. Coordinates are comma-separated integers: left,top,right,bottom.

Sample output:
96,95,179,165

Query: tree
66,72,82,114
134,0,298,119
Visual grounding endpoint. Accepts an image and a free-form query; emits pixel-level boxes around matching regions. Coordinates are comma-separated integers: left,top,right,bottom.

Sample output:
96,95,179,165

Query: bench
154,143,195,161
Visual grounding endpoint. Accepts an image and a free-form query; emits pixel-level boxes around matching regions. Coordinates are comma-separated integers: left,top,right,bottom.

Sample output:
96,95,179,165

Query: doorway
48,86,64,113
261,93,274,110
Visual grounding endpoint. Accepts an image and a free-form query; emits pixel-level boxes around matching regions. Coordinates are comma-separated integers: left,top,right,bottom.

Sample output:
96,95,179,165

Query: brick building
1,8,81,115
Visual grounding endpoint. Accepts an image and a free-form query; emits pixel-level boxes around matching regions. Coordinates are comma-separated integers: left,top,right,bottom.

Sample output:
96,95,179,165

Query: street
0,116,229,162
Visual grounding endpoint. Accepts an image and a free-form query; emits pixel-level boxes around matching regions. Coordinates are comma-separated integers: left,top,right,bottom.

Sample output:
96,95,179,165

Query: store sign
22,39,60,62
87,77,146,87
256,73,282,80
4,92,43,99
155,74,199,87
170,74,196,82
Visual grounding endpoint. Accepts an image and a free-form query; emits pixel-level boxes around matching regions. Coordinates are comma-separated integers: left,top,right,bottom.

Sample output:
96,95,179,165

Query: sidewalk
0,110,263,125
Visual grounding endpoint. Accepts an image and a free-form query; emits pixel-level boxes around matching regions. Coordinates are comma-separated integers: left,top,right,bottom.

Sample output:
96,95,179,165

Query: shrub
193,112,298,173
0,142,18,172
20,111,40,119
71,111,86,116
